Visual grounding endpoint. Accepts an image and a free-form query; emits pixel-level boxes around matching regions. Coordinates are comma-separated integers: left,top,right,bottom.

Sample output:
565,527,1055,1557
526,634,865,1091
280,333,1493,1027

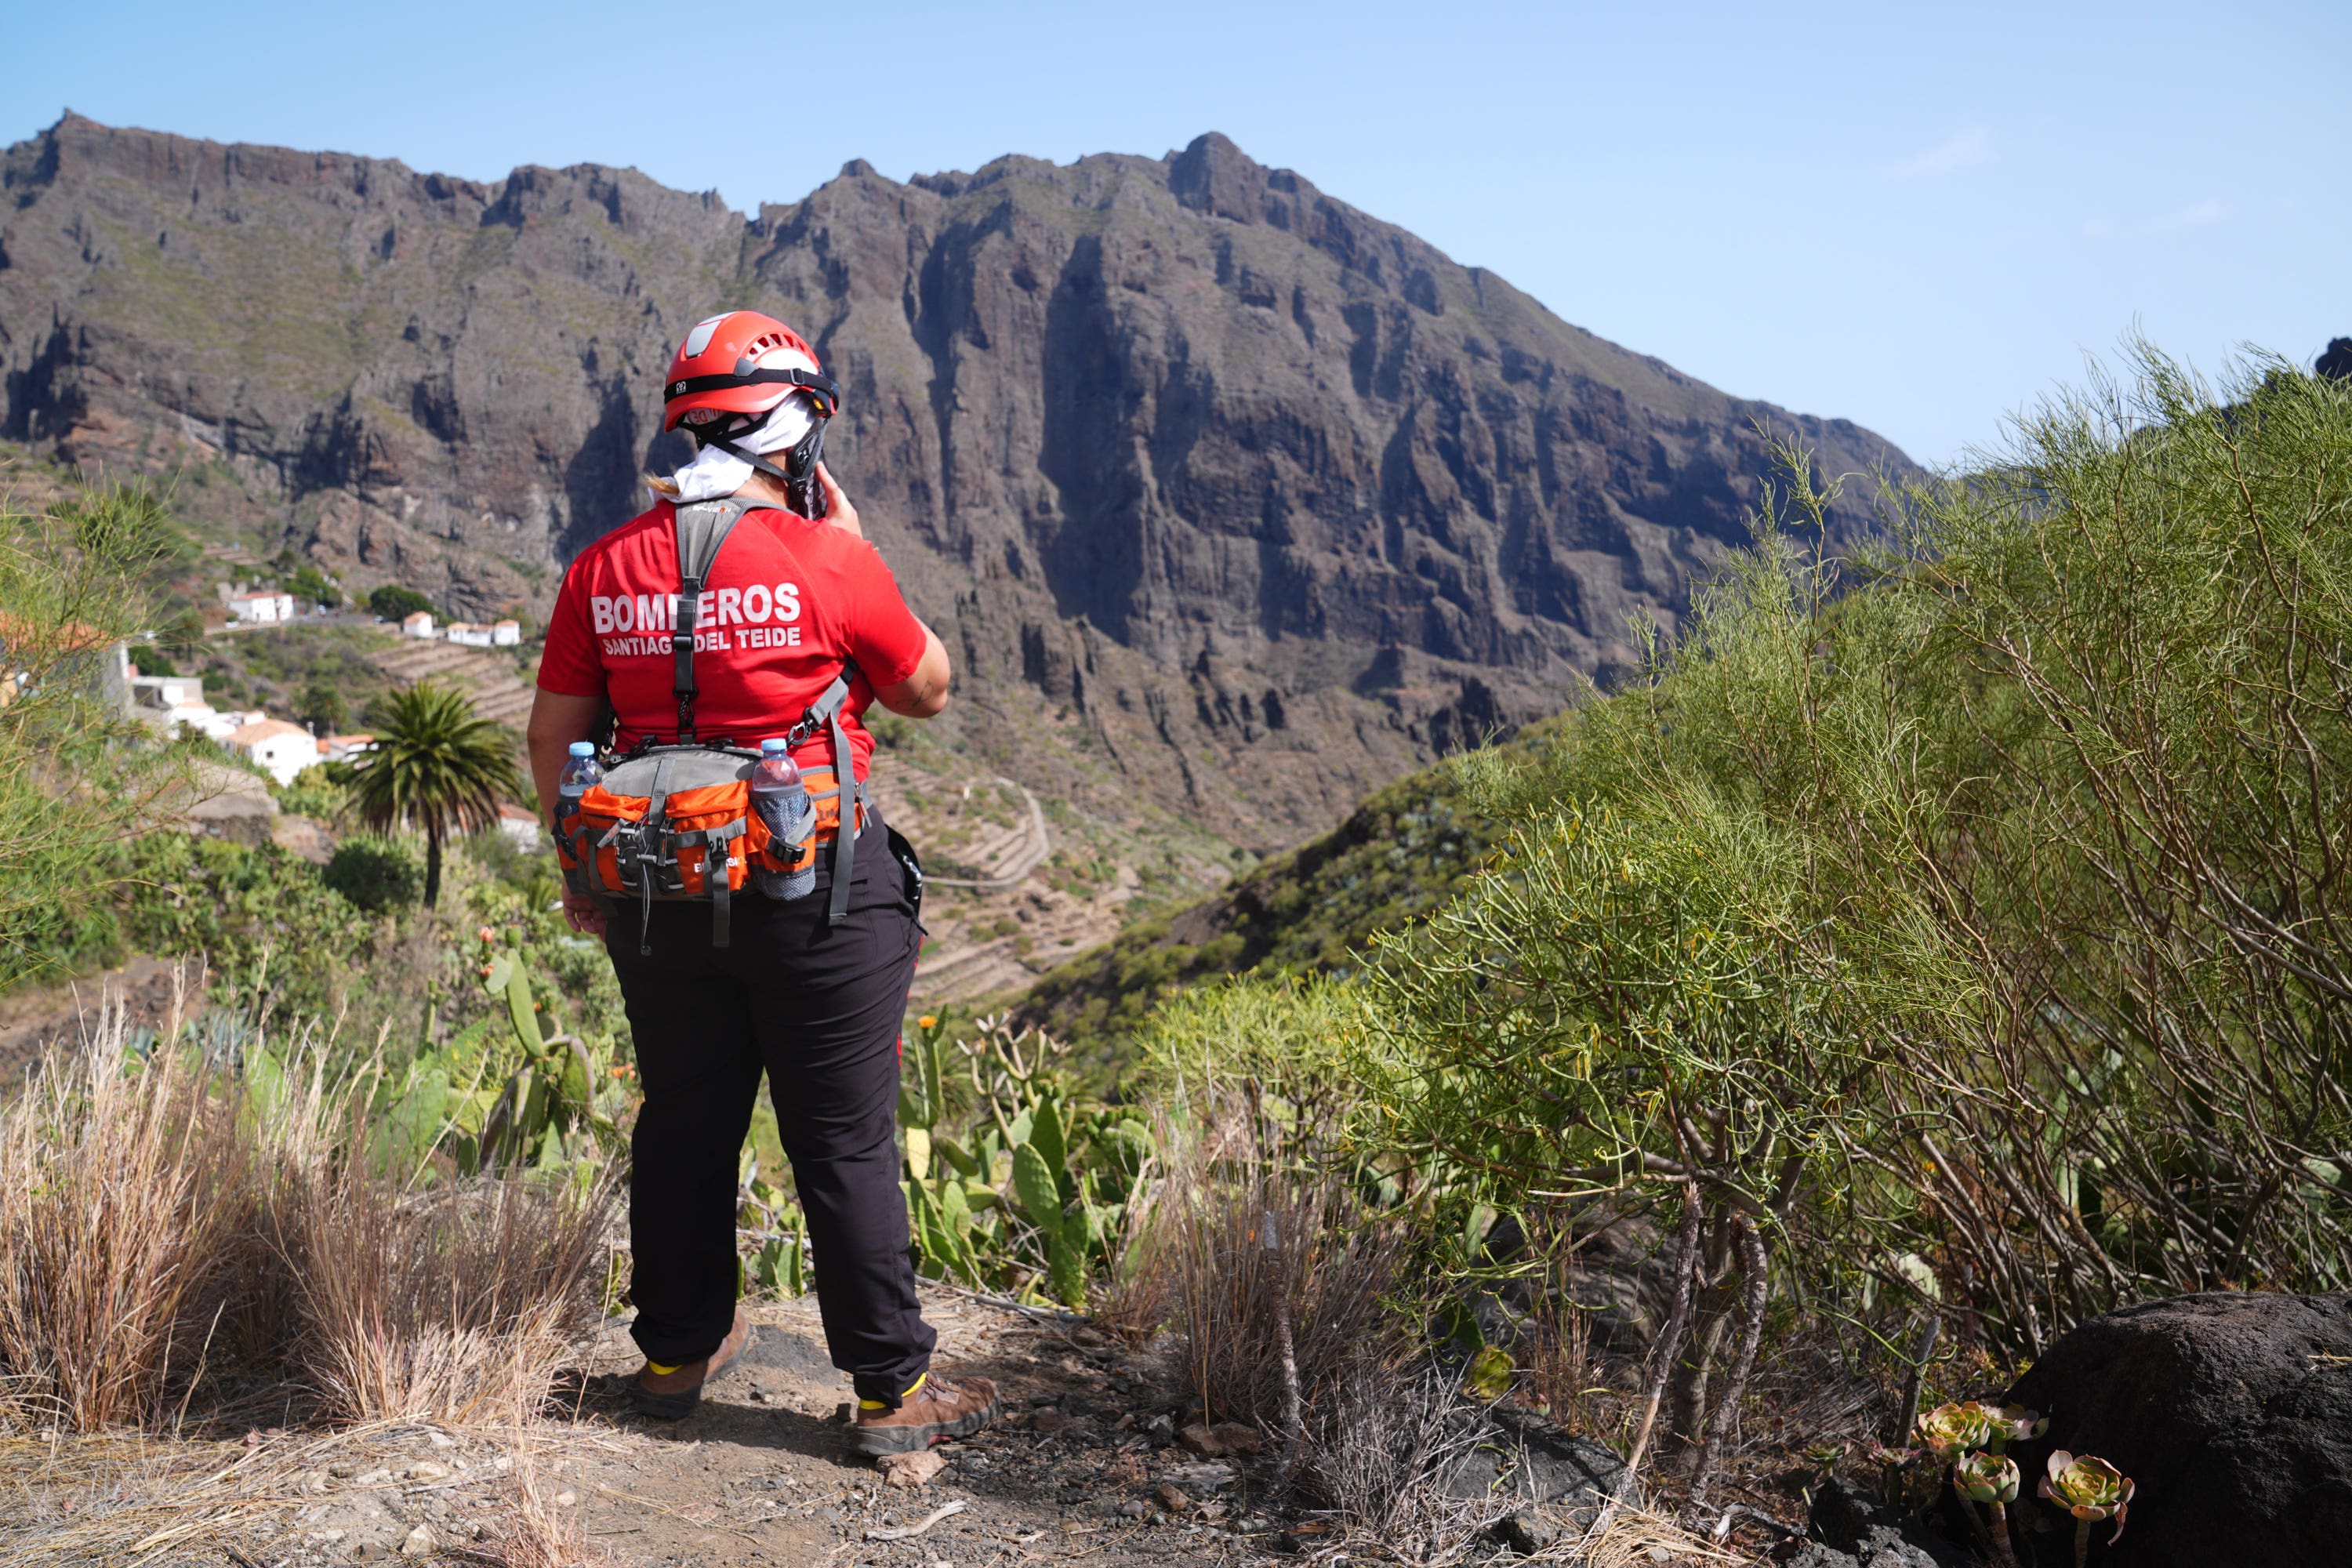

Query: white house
496,802,542,851
224,718,320,786
321,733,376,763
446,622,495,648
129,673,207,712
491,619,521,647
401,612,436,639
227,591,295,624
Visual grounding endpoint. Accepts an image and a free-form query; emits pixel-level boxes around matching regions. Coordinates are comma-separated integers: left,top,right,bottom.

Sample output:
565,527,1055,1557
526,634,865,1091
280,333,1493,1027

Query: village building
224,717,320,786
226,590,295,624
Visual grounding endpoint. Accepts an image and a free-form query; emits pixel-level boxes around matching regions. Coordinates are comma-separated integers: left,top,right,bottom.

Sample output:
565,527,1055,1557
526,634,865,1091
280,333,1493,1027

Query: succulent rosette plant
2042,1450,2132,1521
2042,1451,2134,1568
1866,1442,1944,1512
1951,1448,2024,1566
1954,1449,2021,1503
1984,1403,2047,1451
1915,1400,1997,1458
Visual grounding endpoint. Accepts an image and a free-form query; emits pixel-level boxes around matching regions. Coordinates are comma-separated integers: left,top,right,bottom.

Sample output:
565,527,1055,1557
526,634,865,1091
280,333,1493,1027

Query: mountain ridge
0,114,1914,847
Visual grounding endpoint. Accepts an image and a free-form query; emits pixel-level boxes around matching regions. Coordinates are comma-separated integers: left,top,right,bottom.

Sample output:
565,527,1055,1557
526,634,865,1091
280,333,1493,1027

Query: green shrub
368,585,434,622
0,485,189,990
324,837,422,913
288,564,341,608
1338,340,2352,1368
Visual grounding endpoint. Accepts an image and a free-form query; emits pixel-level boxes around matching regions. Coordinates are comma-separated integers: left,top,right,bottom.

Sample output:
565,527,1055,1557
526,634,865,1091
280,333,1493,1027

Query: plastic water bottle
556,742,603,894
558,742,604,818
750,738,815,901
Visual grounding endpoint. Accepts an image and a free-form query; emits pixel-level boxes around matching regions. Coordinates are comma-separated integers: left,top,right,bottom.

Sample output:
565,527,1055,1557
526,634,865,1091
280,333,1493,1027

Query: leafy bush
368,584,434,622
286,564,340,608
128,643,176,677
111,833,379,1021
0,486,189,989
323,837,422,913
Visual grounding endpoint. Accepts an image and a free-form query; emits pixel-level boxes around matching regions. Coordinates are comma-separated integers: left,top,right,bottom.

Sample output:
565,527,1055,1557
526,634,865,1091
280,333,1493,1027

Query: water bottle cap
760,738,790,755
568,742,597,757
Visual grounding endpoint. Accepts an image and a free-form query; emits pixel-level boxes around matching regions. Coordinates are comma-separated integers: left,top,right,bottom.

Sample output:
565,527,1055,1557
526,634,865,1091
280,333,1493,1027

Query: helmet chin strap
695,416,829,519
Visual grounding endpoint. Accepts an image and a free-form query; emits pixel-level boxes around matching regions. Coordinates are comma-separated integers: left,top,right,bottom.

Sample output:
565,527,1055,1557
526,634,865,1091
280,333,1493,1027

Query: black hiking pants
605,816,934,1405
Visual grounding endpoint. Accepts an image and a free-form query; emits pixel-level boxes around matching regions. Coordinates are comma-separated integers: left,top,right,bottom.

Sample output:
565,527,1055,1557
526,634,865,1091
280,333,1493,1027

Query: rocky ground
34,1289,1304,1568
4,1279,1759,1566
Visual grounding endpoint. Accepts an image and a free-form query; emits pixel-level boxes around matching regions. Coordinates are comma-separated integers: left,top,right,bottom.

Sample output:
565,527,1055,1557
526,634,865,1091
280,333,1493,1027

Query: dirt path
246,1288,1276,1567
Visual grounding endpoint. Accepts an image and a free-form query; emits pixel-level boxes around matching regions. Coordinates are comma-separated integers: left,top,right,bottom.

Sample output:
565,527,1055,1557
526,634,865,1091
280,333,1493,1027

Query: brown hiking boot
851,1373,1000,1454
629,1306,750,1420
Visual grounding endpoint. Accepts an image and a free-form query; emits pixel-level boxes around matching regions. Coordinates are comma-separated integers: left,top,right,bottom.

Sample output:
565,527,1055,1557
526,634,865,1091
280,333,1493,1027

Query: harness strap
670,498,768,743
636,755,677,956
790,660,863,926
710,425,830,521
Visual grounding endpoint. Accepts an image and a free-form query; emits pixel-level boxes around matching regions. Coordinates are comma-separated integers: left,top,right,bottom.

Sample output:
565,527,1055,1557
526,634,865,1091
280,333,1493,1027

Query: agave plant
1952,1450,2022,1566
2041,1450,2134,1568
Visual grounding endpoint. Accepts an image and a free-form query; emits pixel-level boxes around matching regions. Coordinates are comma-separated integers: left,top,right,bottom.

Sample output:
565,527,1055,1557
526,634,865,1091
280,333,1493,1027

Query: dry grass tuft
1156,1089,1406,1432
0,993,614,1436
1580,1501,1750,1567
450,1449,616,1568
0,997,249,1431
1298,1358,1495,1552
261,1061,612,1426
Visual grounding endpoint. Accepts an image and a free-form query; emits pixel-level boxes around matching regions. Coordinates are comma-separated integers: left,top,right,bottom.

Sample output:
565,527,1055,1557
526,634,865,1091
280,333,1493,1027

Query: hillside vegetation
1148,343,2352,1377
1013,737,1507,1057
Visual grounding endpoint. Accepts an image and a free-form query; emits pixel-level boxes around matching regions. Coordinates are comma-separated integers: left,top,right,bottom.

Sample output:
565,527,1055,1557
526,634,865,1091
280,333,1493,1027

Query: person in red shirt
526,311,996,1453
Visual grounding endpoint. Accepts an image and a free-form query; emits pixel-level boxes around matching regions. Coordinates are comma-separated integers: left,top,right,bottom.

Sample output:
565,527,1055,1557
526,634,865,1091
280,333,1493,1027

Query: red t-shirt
538,499,927,779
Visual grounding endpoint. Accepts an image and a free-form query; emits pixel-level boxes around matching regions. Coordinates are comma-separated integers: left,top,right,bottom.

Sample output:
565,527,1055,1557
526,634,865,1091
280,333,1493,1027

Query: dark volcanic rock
0,114,1915,844
2002,1290,2352,1567
1802,1479,1973,1568
1437,1407,1624,1505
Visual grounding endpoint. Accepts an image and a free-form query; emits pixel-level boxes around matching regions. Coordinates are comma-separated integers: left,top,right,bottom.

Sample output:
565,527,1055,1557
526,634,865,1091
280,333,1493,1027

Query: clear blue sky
3,2,2343,466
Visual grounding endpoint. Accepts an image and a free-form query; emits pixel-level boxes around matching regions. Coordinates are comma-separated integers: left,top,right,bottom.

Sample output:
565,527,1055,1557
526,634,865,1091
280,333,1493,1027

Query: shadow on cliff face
1039,234,1149,644
559,374,666,557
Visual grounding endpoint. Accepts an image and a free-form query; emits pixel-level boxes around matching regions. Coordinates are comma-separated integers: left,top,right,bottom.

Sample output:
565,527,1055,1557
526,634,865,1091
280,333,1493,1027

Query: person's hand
815,463,864,539
563,891,608,936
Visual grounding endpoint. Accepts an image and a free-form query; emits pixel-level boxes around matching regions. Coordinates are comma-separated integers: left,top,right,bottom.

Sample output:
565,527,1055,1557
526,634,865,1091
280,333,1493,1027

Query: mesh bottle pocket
753,792,818,902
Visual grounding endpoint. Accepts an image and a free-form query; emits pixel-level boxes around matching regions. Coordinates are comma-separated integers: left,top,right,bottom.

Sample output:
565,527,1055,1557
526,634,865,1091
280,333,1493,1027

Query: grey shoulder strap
670,498,775,742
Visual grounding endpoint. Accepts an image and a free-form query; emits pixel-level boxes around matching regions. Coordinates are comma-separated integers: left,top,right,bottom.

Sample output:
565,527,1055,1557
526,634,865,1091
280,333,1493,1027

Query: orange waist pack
555,742,865,953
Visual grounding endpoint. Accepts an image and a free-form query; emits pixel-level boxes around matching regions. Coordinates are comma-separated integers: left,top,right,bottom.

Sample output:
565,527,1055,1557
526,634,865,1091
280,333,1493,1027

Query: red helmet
661,310,839,434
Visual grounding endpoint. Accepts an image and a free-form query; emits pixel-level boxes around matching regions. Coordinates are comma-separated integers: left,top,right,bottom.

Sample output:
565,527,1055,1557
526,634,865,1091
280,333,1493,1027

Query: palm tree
343,681,521,909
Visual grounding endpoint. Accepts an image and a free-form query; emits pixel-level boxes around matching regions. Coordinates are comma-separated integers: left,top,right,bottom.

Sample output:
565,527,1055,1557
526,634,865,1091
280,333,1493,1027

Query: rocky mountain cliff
0,114,1912,845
